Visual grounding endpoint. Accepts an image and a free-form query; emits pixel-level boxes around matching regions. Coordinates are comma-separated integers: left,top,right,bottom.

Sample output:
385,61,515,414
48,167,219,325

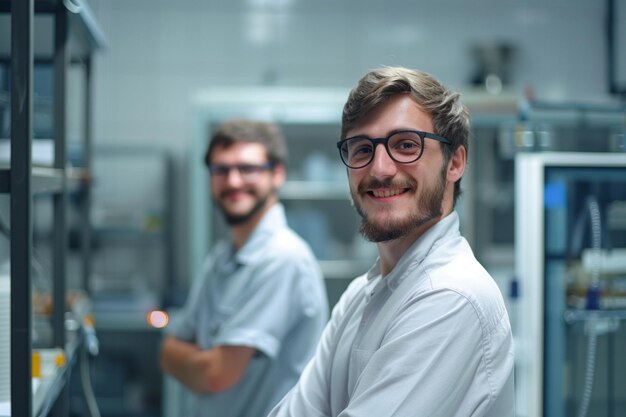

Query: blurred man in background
161,119,328,417
268,67,515,417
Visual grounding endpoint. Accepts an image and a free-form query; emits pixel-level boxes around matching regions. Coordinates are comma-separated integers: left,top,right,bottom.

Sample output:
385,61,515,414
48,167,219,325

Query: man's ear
447,145,466,183
272,163,286,188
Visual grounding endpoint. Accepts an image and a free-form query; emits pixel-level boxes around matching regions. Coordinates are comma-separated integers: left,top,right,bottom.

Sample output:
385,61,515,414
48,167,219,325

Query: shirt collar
234,203,287,265
365,211,461,292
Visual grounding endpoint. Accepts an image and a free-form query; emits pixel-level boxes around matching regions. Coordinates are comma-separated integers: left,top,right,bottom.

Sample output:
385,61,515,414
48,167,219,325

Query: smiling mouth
221,188,250,198
370,188,408,198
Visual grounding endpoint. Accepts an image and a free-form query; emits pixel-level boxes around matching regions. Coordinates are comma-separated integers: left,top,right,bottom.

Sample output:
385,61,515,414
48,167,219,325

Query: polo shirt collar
234,203,287,265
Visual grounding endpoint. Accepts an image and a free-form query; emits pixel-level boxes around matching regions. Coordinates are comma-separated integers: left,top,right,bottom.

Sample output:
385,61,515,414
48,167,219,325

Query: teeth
372,189,403,198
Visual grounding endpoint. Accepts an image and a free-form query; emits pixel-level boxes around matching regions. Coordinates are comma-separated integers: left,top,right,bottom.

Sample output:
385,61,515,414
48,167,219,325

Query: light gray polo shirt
168,203,328,417
269,211,515,417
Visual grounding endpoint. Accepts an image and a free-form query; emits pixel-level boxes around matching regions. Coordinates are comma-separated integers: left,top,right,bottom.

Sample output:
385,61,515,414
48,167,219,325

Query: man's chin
222,207,255,225
359,213,440,243
359,220,407,242
218,194,272,226
225,214,251,225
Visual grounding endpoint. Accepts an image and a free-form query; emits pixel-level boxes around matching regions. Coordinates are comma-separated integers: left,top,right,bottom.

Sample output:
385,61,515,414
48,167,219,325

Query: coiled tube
577,195,601,417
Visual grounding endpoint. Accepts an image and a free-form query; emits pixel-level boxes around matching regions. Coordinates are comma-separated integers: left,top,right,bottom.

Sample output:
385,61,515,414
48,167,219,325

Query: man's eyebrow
346,128,421,139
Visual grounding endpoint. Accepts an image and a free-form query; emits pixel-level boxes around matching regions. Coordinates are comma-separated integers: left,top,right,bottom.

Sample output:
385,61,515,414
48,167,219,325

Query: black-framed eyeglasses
336,130,450,169
208,162,274,180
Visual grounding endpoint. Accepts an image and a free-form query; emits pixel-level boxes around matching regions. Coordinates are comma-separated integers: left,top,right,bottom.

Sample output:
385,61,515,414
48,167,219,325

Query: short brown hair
204,118,288,167
341,67,470,206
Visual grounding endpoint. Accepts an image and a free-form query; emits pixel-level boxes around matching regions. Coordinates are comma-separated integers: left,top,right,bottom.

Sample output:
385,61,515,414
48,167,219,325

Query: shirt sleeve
268,276,367,417
213,254,323,359
270,284,512,417
165,255,215,342
338,288,510,417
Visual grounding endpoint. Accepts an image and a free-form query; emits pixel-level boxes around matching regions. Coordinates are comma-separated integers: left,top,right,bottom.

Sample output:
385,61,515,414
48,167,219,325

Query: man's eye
353,146,372,155
394,140,420,153
212,166,229,175
239,165,257,174
347,140,373,157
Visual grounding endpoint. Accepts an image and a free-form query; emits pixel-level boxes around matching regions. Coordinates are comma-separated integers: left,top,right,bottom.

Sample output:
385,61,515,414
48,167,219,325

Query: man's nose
225,168,245,185
368,144,397,177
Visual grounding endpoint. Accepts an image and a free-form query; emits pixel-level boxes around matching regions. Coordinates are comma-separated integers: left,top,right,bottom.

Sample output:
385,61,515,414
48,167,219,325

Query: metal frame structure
9,1,34,416
607,0,626,98
0,0,104,415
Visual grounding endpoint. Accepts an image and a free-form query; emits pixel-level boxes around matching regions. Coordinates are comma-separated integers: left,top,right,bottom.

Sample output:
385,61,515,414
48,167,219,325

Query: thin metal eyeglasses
208,162,274,180
336,129,450,169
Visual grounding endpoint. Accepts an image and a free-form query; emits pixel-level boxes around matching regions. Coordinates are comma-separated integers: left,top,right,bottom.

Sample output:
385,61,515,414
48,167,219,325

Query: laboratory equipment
515,152,626,417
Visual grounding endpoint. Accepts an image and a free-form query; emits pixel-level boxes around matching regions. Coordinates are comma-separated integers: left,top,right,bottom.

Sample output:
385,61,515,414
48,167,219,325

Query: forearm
160,336,212,394
161,336,256,394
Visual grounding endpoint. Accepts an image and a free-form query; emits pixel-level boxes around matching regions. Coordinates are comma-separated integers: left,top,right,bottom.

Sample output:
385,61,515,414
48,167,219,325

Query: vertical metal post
10,0,34,416
81,57,93,295
51,4,69,416
606,0,615,95
52,0,68,351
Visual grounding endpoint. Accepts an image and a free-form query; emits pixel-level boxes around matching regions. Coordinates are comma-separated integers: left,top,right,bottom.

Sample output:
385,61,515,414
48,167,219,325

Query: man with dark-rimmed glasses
269,67,515,417
161,119,328,417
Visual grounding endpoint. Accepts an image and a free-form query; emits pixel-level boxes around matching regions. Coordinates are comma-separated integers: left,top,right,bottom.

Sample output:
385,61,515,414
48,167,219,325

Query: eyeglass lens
210,163,271,178
341,131,424,168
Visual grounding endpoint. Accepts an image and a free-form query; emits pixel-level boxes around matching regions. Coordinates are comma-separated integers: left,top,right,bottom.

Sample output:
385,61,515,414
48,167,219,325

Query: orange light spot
147,310,169,328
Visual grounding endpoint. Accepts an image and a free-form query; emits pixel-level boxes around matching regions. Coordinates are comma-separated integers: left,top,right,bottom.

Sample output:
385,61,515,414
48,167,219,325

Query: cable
576,195,602,417
588,196,602,291
80,336,101,417
80,346,101,417
578,318,598,417
63,0,81,14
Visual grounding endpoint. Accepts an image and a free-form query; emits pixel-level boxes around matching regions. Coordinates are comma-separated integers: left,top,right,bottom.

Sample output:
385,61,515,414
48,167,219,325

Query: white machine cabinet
515,152,626,417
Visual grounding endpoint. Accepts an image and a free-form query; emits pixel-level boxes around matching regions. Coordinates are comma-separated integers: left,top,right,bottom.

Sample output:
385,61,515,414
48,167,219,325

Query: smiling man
268,67,515,417
160,119,328,417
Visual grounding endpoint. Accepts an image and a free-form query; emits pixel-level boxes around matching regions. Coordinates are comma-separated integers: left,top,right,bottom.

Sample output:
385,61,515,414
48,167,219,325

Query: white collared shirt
269,212,515,417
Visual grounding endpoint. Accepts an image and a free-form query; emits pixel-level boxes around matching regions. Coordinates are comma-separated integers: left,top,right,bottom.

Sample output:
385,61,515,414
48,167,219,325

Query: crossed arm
160,335,256,394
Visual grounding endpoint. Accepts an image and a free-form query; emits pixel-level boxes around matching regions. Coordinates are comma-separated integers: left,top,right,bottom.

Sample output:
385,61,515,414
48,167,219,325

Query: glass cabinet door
516,152,626,417
545,165,626,417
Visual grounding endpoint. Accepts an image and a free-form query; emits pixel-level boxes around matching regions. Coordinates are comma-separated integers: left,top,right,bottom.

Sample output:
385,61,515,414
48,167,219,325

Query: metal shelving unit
89,146,176,309
0,0,104,415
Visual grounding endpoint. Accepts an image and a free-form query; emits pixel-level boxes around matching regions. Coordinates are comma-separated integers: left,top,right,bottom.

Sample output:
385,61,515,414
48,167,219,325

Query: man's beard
216,190,273,225
352,164,447,243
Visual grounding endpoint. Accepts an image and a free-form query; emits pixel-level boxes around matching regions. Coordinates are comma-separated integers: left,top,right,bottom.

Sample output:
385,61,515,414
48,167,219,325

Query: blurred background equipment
469,41,517,95
515,151,626,417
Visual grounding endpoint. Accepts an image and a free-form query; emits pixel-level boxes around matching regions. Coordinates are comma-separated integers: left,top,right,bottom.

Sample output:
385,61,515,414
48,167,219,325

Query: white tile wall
86,0,612,284
89,0,608,143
